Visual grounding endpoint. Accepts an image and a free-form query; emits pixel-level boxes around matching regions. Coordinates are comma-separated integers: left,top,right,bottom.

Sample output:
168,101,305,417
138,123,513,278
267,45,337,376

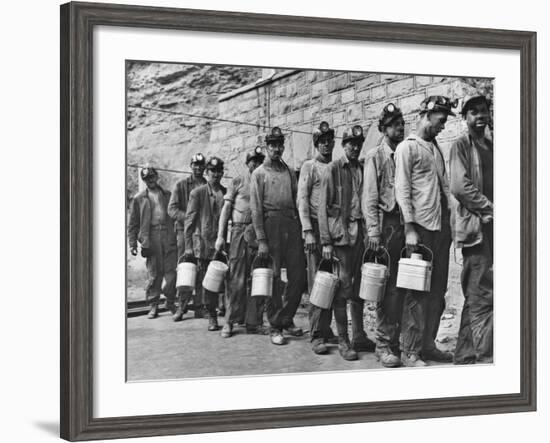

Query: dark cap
140,166,158,181
265,126,285,144
342,125,365,144
190,153,206,165
246,146,265,164
461,95,491,116
378,103,404,132
419,95,457,116
312,121,335,146
206,156,224,171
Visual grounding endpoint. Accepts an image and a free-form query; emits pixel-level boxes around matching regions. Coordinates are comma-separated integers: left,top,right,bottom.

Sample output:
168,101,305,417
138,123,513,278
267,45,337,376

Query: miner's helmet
460,94,491,117
378,103,404,132
341,125,365,145
190,152,206,165
206,156,224,172
419,95,458,116
265,126,285,144
140,166,158,181
246,146,265,164
312,121,335,146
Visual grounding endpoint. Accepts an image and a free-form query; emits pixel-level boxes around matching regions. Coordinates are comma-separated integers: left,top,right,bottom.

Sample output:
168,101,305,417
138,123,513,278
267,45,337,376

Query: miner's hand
322,245,334,261
304,230,317,254
257,240,269,259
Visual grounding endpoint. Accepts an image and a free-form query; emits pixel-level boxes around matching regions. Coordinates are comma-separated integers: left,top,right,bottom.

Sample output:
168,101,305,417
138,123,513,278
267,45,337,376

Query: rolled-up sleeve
394,142,414,224
183,189,200,252
250,169,266,241
362,153,381,237
297,162,314,232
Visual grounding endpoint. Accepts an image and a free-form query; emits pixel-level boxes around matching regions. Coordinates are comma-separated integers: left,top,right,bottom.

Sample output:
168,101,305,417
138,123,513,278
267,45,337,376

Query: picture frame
60,1,537,441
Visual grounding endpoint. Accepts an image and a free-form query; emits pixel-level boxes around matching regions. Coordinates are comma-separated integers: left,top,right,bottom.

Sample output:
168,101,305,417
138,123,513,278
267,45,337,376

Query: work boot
284,324,304,337
375,347,402,368
351,336,376,353
401,352,427,367
311,338,328,355
422,348,454,362
208,316,220,331
221,322,233,338
172,306,184,322
147,304,158,319
165,300,177,315
338,337,358,361
194,305,205,319
218,307,226,317
270,330,286,346
246,325,270,335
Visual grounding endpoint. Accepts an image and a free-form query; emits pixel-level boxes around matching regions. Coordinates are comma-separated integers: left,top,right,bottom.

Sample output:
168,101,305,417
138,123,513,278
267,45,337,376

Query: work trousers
263,214,307,331
401,213,452,354
331,231,368,342
145,227,177,306
375,213,406,350
226,223,265,328
454,223,493,363
176,231,202,308
307,219,336,341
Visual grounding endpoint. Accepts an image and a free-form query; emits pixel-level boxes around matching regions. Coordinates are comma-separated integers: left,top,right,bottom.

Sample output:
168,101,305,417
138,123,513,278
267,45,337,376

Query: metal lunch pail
359,247,390,302
309,258,340,309
202,251,229,293
176,255,197,289
251,255,274,297
396,244,433,292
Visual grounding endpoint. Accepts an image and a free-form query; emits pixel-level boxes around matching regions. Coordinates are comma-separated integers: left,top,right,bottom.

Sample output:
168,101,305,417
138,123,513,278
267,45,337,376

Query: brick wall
209,69,481,179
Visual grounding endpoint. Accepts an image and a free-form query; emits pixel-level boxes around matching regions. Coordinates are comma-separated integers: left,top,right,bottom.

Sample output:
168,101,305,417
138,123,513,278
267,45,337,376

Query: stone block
311,80,329,99
307,71,318,83
427,82,452,97
333,110,346,126
287,83,298,98
355,75,380,91
280,100,292,115
347,103,363,123
381,73,406,82
387,77,414,98
321,93,339,111
292,93,311,111
399,92,426,114
364,103,382,120
371,84,386,102
304,104,321,122
341,88,355,104
415,76,432,88
356,88,371,103
328,73,349,93
287,110,304,125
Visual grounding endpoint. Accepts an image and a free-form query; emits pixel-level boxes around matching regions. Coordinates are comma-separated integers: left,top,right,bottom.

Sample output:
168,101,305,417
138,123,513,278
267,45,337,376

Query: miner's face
465,102,490,132
191,162,205,178
266,140,284,161
343,140,363,161
384,117,405,144
316,137,335,157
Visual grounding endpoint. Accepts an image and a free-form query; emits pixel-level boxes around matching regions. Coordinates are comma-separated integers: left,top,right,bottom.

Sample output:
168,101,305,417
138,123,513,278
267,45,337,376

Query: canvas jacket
362,140,398,238
449,134,494,248
184,182,227,259
250,158,299,241
395,134,450,232
128,186,176,249
168,175,207,231
297,156,331,233
318,156,363,247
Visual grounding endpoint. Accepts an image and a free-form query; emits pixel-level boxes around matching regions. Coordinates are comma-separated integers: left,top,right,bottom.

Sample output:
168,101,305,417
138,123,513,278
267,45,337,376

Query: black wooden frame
60,1,537,441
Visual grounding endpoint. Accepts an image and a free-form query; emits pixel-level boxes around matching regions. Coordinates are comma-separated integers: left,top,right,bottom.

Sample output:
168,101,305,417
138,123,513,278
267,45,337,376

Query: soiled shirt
147,188,167,226
395,134,450,232
362,139,398,237
250,158,298,241
297,156,331,232
225,173,252,224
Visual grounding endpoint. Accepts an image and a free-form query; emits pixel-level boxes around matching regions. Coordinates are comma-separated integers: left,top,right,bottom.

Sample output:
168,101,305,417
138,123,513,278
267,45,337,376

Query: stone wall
209,69,487,178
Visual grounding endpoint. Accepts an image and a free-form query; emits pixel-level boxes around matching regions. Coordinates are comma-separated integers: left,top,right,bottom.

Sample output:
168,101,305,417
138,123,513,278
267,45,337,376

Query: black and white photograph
126,62,494,380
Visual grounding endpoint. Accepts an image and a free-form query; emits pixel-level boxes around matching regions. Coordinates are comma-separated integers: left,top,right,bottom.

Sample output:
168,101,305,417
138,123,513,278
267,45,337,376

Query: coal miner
215,146,268,338
394,95,455,367
128,167,178,319
362,103,406,368
168,153,207,321
250,127,306,346
297,121,337,355
318,125,376,361
450,95,494,364
183,157,227,331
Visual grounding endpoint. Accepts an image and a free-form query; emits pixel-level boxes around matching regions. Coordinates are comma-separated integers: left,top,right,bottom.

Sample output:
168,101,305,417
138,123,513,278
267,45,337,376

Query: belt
150,224,168,230
232,221,251,227
265,209,298,218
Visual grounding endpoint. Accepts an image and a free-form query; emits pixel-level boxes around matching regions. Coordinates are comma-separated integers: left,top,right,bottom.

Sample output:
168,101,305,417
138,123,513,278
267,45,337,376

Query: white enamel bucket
396,245,433,292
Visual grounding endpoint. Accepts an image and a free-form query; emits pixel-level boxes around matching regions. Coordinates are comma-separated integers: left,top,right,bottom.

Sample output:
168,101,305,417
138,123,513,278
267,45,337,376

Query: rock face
126,61,262,200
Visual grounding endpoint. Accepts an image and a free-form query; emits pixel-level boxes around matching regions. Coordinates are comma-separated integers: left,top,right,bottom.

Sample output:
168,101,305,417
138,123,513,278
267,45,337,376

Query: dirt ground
126,252,463,381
